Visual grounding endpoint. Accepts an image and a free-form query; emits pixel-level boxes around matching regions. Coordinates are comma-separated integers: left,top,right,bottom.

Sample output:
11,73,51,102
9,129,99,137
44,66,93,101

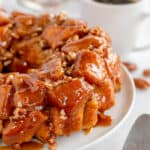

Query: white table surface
0,0,150,150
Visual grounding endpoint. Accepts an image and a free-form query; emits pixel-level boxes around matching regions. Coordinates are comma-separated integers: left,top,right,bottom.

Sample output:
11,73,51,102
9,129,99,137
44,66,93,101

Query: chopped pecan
89,26,112,44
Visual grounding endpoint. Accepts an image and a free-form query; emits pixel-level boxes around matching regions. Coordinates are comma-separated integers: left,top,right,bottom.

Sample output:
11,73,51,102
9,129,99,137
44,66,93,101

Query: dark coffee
94,0,140,4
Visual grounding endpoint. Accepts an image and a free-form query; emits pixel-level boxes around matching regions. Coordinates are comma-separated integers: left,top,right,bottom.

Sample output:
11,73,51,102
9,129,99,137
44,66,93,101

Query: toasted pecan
134,78,150,89
123,62,137,72
143,69,150,77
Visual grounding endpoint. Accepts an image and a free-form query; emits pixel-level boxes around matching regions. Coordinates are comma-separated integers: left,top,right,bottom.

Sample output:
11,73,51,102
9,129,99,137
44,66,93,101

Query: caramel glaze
0,142,43,150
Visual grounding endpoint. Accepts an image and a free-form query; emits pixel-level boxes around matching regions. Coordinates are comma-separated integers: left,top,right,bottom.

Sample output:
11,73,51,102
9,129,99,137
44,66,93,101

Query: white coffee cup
81,0,150,59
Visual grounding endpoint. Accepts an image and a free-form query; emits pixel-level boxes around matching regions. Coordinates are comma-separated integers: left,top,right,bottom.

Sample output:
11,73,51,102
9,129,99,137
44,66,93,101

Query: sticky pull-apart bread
0,10,122,150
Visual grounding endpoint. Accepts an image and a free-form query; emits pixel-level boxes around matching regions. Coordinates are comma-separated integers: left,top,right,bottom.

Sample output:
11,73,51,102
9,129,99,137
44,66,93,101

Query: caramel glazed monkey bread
0,10,122,150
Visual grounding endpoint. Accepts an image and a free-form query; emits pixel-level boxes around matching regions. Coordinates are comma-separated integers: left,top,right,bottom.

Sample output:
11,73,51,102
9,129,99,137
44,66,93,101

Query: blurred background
0,0,149,50
0,0,80,17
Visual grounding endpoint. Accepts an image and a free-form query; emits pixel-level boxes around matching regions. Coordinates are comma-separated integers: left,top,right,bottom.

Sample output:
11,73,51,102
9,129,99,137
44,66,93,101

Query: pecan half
123,62,137,72
134,78,150,89
143,69,150,77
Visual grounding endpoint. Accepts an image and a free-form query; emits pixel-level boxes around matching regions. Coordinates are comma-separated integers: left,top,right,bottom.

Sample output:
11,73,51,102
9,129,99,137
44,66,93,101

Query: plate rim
78,64,136,150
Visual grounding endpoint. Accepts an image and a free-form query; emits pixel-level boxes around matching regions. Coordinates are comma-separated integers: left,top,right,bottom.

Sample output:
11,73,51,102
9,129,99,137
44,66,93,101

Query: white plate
52,65,135,150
